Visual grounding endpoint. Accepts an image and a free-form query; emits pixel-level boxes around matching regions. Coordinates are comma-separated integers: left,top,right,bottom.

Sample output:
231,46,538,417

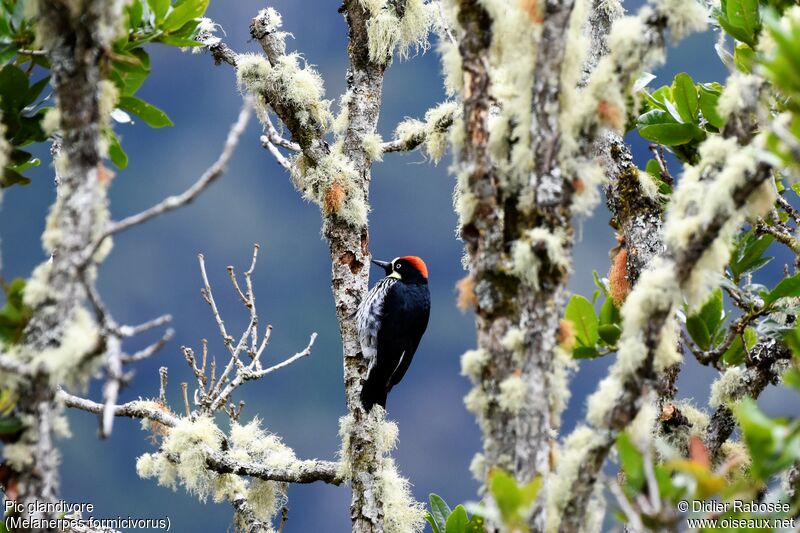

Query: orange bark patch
519,0,544,22
141,401,175,442
97,163,115,186
323,180,346,215
597,99,624,130
608,247,631,306
688,435,711,470
557,319,576,350
456,275,478,311
572,178,585,194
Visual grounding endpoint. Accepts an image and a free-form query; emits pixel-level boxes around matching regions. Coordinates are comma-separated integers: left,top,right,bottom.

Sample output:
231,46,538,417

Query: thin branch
85,99,253,261
121,328,175,364
209,333,316,412
704,339,792,461
58,389,179,428
17,48,47,57
193,447,342,485
260,135,293,170
119,314,173,337
264,114,300,152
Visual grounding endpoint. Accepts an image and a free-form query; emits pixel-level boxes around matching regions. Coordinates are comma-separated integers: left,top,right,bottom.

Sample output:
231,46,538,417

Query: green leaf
726,0,760,45
764,273,800,305
783,368,800,392
465,516,484,533
617,432,645,495
489,470,521,522
128,0,144,28
599,297,620,326
638,122,699,146
445,506,469,533
118,96,173,128
25,75,50,106
573,345,602,359
735,398,800,481
163,0,208,32
734,43,755,73
428,494,451,533
565,295,598,347
0,415,22,434
718,14,756,46
593,270,609,297
686,314,711,350
0,64,29,113
698,288,724,339
722,327,757,366
598,324,621,346
156,34,204,47
0,166,30,188
108,132,128,169
698,85,725,129
671,73,698,123
730,232,773,282
519,476,542,509
148,0,170,24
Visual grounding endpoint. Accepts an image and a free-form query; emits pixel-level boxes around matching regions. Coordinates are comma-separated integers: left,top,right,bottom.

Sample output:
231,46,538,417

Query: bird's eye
395,263,402,269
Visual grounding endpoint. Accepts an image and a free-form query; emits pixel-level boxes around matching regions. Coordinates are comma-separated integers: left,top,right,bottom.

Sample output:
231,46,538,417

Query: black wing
361,283,430,410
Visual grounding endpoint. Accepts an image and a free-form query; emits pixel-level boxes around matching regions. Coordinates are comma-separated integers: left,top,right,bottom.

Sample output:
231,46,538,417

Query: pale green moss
511,228,571,290
658,0,708,41
42,108,61,136
236,53,272,94
460,348,489,382
364,0,431,64
363,132,384,161
294,151,367,227
469,452,486,482
23,261,54,308
463,386,489,416
498,374,527,414
379,457,426,533
3,442,33,470
709,367,746,408
547,425,606,532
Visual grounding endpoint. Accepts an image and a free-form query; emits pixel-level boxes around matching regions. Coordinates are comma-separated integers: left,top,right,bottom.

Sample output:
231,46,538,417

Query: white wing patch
356,277,396,378
387,350,406,387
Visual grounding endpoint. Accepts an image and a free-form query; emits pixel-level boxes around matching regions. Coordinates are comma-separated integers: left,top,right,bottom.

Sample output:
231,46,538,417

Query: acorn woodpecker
356,256,431,411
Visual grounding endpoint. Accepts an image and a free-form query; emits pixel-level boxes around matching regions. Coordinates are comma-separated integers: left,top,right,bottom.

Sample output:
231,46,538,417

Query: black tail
360,379,387,411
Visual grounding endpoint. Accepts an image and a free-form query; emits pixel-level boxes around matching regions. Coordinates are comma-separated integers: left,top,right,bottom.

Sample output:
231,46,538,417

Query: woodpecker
356,256,431,411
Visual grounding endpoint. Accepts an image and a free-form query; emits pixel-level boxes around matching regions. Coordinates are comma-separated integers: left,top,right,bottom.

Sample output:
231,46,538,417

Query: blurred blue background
1,1,797,531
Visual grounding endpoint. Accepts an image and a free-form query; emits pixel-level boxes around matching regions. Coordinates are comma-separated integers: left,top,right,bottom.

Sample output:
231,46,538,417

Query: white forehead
391,257,400,266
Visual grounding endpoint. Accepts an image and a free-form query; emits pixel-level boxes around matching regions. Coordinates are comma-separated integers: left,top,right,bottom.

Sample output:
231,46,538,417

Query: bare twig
119,314,173,337
58,389,179,428
264,114,300,152
260,135,293,170
121,328,175,364
159,367,168,404
85,99,253,262
209,333,316,412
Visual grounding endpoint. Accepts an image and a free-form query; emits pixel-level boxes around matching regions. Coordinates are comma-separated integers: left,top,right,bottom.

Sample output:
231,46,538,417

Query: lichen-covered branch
381,102,457,158
704,339,792,461
3,2,128,527
552,70,775,531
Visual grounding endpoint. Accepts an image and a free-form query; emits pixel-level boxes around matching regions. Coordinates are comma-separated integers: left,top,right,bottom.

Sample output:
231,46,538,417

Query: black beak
372,259,392,275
